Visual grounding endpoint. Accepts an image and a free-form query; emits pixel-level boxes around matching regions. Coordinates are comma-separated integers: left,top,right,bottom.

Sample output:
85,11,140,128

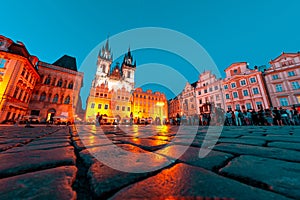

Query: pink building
264,52,300,108
223,62,270,111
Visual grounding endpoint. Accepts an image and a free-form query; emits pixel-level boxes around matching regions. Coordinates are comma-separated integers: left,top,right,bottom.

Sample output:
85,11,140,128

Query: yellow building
132,88,168,124
0,35,40,123
85,83,113,122
28,56,84,123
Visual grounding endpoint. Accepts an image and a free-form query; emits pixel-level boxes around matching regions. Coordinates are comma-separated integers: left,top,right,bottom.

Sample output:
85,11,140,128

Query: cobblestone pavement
0,124,300,199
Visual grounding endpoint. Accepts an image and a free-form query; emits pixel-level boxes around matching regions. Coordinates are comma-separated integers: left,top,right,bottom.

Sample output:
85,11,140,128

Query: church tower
121,48,136,90
94,39,112,86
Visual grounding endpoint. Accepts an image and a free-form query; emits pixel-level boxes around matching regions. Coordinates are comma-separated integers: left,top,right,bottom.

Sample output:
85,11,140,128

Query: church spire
98,37,112,61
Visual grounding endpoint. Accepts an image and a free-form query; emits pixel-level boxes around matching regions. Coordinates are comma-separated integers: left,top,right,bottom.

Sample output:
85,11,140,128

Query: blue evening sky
1,0,300,108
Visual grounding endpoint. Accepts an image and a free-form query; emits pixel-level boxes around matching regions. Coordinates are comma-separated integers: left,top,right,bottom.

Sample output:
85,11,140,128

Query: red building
222,62,270,111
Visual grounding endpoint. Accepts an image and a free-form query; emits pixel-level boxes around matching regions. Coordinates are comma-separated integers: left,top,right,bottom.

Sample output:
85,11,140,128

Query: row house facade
264,52,300,108
168,97,181,118
222,62,270,111
132,88,168,122
178,82,197,117
28,56,84,123
0,35,40,123
195,71,225,114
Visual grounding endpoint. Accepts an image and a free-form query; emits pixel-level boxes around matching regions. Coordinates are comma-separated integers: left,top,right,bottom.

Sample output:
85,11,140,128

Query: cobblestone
0,124,299,199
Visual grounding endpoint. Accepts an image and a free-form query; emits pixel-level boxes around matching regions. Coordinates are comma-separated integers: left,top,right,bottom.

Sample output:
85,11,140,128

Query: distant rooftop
53,55,77,71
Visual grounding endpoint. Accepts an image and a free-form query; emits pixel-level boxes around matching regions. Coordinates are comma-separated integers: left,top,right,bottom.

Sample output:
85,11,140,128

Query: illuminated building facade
132,88,168,123
195,71,225,114
85,40,136,122
264,52,300,108
0,35,40,123
222,62,270,111
28,56,83,123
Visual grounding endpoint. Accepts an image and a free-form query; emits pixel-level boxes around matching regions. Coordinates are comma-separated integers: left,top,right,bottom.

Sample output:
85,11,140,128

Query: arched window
53,94,59,103
39,92,46,102
57,79,63,87
68,82,73,89
44,76,51,85
64,96,70,104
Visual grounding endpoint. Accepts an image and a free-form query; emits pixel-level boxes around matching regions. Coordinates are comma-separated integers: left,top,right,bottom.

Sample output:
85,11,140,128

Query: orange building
132,88,168,123
28,56,84,123
0,35,40,123
264,52,300,108
222,62,270,111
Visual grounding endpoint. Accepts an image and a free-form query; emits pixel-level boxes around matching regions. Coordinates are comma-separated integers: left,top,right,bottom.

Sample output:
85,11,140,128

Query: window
18,90,24,100
246,103,252,110
231,82,236,88
98,104,102,109
64,96,70,104
233,92,238,98
225,94,230,99
68,82,73,89
13,87,19,98
272,74,279,80
233,69,238,74
214,86,218,90
250,77,256,83
39,92,46,102
53,94,59,103
127,71,131,78
224,85,228,90
91,103,95,109
240,80,246,86
288,71,296,77
256,101,262,109
116,106,119,110
122,106,125,111
44,76,51,85
253,88,259,95
0,58,6,68
275,84,283,92
21,68,26,76
204,89,207,93
199,99,202,104
127,107,130,111
104,104,108,109
279,98,288,106
291,82,300,90
57,79,63,87
209,87,213,92
235,104,240,110
243,90,249,96
216,94,220,101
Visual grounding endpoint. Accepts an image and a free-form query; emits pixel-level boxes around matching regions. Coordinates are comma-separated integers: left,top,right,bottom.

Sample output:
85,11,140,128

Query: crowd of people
170,106,300,126
224,106,299,126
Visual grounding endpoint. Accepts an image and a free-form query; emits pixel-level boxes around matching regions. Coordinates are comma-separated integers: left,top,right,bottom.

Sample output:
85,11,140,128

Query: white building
195,71,225,113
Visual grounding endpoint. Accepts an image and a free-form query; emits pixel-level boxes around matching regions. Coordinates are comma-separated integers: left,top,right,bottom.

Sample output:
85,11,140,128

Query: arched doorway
46,108,56,122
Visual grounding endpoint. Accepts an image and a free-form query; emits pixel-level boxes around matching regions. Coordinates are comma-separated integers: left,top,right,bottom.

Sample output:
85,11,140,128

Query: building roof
191,81,198,88
224,62,248,71
270,52,300,64
53,55,77,71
